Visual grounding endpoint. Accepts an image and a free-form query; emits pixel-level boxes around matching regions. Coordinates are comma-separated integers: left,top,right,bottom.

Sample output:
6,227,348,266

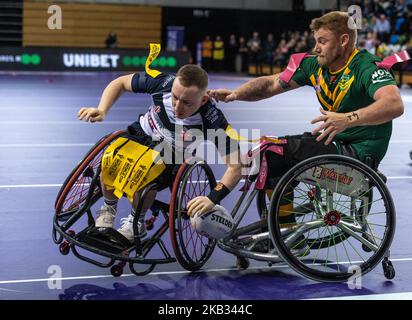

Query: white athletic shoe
95,205,116,228
118,214,147,242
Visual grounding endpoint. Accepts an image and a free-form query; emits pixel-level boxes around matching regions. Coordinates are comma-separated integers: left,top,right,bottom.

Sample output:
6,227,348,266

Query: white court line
1,257,412,286
2,140,412,148
3,120,412,125
0,265,278,285
401,96,412,103
0,143,94,148
0,71,118,76
0,184,63,189
0,121,131,125
1,175,412,189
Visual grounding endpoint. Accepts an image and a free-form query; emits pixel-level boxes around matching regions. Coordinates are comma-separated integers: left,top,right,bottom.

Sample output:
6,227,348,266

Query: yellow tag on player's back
123,148,164,202
112,140,149,198
101,137,129,190
145,43,162,78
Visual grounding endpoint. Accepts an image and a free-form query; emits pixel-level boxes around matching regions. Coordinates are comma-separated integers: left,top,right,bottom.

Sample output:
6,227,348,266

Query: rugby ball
190,205,234,240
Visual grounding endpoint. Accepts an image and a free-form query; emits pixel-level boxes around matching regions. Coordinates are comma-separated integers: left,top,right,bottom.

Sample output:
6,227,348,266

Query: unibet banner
0,47,188,71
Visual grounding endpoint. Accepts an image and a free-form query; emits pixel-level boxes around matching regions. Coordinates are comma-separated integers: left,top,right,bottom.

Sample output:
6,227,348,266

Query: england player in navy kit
78,65,242,241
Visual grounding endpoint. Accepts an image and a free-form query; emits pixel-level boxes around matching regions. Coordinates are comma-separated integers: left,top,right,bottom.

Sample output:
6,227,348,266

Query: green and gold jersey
291,49,397,163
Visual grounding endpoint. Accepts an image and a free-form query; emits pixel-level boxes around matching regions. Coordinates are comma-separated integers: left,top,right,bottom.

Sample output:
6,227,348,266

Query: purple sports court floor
1,71,412,300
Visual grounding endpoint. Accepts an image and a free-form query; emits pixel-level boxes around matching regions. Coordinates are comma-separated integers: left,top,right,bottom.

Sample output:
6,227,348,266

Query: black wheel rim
269,155,395,282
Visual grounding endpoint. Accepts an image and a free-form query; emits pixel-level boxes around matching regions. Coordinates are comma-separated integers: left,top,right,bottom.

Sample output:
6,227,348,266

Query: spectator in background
365,15,378,33
236,36,249,74
295,38,308,53
247,31,262,75
365,31,377,54
180,45,194,64
105,32,118,49
213,35,225,72
375,13,392,42
274,39,289,69
363,0,376,17
202,35,213,71
263,33,276,74
226,34,238,72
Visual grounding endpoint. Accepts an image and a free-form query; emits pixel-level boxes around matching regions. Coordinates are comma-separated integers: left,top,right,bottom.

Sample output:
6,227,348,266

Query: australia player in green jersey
209,11,405,227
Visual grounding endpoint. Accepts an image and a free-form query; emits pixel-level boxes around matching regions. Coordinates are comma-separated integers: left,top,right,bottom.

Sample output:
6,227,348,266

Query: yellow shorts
101,137,166,203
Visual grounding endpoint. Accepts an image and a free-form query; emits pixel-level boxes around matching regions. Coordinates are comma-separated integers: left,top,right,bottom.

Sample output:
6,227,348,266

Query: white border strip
311,291,412,300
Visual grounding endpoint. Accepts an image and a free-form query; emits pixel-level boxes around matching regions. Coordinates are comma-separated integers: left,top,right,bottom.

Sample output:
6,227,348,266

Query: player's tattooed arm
233,73,297,101
275,73,291,90
233,75,277,101
346,111,360,122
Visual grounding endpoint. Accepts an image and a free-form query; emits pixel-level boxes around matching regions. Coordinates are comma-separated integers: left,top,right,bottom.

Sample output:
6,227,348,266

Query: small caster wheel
236,256,250,270
362,243,372,252
146,222,154,231
146,217,156,230
111,265,124,277
59,242,70,255
382,259,395,280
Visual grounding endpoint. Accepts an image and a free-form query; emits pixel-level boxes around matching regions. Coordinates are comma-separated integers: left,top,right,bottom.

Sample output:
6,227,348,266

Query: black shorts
265,132,339,188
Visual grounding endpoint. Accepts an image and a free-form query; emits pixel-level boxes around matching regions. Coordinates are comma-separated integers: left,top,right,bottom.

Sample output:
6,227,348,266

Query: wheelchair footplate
76,227,132,254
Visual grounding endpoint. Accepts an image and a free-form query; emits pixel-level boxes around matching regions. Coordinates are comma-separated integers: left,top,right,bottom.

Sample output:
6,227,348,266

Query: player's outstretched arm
208,73,300,103
78,74,134,122
187,150,243,217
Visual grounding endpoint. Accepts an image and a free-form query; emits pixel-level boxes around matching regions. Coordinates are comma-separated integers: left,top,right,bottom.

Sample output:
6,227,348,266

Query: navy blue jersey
130,72,238,156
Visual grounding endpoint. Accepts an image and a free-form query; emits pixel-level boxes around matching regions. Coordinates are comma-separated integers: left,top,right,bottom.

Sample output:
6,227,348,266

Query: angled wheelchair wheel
258,187,351,249
268,155,396,282
54,130,126,222
169,159,217,271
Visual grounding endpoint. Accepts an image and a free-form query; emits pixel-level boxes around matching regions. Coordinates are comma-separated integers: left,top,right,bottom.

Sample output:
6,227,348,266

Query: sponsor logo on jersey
162,75,175,88
204,107,219,124
153,105,161,113
339,74,351,90
371,69,392,84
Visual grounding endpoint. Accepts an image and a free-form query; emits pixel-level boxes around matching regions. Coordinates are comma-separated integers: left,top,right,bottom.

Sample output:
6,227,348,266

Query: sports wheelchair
54,131,396,282
53,130,218,276
217,138,396,282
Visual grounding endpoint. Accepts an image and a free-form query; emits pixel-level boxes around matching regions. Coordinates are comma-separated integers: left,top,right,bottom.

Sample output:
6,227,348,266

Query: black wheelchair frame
53,130,216,276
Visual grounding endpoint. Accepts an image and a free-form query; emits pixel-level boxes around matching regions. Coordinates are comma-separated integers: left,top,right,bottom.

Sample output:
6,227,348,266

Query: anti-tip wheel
382,259,395,280
236,256,250,270
110,265,124,277
59,242,70,255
